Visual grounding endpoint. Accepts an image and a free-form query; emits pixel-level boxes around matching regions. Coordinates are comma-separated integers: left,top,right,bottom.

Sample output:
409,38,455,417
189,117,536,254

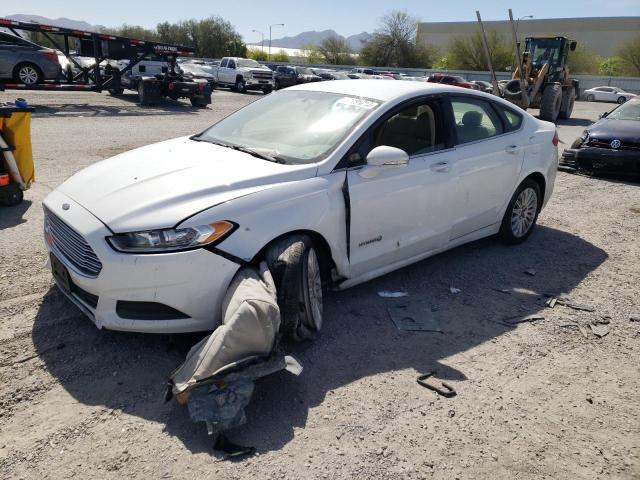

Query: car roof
288,79,468,102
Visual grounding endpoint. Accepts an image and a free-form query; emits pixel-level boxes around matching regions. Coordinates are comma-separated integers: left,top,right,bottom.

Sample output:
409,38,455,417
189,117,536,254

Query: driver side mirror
359,146,409,179
570,41,577,51
598,111,608,119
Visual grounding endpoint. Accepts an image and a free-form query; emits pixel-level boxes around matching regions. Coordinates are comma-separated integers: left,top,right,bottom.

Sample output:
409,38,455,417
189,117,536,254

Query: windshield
607,101,640,121
528,39,561,65
197,91,380,164
237,59,261,68
296,67,313,75
181,64,207,75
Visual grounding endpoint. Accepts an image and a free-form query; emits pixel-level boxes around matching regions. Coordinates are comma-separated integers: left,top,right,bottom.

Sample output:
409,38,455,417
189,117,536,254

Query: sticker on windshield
335,97,378,110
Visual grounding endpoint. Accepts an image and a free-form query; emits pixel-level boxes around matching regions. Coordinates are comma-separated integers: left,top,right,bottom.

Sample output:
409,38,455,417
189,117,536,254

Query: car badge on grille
610,139,621,149
62,203,70,210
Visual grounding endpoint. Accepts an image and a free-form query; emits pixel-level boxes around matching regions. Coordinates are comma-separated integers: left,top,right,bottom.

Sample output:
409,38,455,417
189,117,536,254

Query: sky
2,0,639,42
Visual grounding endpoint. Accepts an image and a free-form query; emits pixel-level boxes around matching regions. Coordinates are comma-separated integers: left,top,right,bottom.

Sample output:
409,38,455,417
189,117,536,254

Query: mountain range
6,14,105,32
5,14,370,51
265,29,372,51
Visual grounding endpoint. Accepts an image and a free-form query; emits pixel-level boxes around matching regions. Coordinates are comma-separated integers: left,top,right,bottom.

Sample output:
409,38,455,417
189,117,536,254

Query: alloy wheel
510,187,538,238
19,66,39,85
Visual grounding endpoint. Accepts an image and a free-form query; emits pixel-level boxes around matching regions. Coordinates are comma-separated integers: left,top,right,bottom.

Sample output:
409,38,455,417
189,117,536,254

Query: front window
607,101,640,121
528,38,562,66
197,91,381,164
237,59,261,68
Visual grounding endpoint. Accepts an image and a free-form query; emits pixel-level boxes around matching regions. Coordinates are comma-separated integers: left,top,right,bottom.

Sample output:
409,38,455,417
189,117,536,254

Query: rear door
447,95,525,240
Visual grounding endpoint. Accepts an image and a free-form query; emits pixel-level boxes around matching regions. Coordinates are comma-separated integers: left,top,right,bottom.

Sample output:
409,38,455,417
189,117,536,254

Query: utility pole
269,23,284,60
252,29,265,51
509,9,530,108
476,11,500,96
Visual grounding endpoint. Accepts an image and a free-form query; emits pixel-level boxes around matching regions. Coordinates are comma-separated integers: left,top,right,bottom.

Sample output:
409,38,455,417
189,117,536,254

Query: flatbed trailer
0,18,211,107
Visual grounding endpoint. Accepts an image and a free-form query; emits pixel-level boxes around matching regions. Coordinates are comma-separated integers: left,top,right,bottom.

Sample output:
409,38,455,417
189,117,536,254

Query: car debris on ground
386,299,443,332
378,290,409,298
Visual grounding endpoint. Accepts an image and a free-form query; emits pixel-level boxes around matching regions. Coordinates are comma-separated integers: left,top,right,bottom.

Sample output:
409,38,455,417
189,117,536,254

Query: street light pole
252,29,265,51
268,23,284,60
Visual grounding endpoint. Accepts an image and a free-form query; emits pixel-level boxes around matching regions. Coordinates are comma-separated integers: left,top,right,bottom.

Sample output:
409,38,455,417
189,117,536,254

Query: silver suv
0,32,62,85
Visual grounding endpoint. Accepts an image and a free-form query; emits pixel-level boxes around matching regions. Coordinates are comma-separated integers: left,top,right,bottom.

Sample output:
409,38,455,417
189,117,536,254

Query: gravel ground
0,90,638,479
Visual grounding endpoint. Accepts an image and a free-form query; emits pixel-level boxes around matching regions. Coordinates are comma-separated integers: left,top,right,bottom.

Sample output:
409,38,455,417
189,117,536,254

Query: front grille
44,208,102,277
252,71,273,80
588,139,640,151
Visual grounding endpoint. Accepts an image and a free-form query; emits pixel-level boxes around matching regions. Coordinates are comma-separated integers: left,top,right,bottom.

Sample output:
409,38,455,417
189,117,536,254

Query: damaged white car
43,80,558,336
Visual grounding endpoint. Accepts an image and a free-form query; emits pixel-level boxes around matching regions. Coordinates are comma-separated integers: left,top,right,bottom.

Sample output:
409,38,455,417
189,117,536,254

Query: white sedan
43,80,558,336
583,86,636,104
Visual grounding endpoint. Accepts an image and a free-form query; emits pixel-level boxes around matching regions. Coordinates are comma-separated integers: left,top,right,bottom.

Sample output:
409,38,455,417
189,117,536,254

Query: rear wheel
499,179,541,244
265,234,323,342
0,184,24,207
617,96,627,104
14,63,42,85
539,84,562,123
586,94,595,102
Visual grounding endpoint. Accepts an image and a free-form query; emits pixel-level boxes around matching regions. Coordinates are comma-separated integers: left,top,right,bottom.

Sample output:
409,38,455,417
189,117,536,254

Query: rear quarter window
494,103,523,132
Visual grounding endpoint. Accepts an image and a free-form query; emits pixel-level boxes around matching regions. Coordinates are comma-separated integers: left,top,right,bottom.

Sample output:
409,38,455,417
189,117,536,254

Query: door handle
430,161,450,173
505,145,520,154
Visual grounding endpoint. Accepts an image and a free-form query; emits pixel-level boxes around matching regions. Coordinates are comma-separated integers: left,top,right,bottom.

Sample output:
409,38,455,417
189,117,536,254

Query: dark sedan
274,65,322,89
179,62,216,89
560,98,640,177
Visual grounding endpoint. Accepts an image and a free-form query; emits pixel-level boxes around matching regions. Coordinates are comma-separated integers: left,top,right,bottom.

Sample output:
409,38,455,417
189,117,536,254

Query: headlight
107,221,235,253
580,130,589,142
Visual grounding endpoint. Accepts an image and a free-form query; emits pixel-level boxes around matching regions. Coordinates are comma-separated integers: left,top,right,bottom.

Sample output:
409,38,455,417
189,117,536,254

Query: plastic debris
630,315,640,322
449,287,462,294
590,323,609,338
525,269,537,276
545,297,557,308
386,299,442,332
378,290,409,298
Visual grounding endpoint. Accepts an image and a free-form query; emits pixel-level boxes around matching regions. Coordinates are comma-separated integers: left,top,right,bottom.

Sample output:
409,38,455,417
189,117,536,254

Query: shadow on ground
33,225,607,454
0,199,32,230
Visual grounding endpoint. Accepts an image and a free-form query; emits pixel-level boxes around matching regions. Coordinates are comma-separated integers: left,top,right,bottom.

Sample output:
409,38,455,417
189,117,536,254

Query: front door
346,97,455,277
447,95,525,240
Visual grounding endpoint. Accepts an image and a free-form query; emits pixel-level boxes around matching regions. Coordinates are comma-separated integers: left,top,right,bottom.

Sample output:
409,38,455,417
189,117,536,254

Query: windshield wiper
190,136,285,164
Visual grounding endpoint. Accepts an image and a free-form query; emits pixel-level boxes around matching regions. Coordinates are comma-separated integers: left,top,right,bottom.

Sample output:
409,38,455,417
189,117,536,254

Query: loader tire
559,86,575,120
539,84,562,123
265,234,323,342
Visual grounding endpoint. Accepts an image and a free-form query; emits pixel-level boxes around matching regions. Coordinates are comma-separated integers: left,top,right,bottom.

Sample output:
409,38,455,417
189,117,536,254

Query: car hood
57,137,317,232
587,118,640,143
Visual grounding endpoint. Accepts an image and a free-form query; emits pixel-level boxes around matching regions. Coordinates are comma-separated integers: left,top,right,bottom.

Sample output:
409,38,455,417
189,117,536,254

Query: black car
274,65,322,89
561,98,640,176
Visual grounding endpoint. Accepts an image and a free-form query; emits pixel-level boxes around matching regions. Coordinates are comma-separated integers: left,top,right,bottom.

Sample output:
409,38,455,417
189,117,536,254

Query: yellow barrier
0,112,34,187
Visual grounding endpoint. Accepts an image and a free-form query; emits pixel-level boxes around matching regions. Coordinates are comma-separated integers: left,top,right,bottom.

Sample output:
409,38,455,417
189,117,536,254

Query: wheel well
236,75,244,83
525,173,546,207
252,230,336,282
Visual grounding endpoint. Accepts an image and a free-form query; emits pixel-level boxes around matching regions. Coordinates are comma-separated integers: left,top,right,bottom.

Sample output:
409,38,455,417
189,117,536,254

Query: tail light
552,130,559,147
168,82,175,91
41,50,59,63
0,173,9,187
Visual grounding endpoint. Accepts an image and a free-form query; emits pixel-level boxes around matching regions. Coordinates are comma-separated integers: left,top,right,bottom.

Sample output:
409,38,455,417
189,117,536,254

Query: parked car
428,73,476,90
583,86,636,104
274,65,322,89
471,80,494,94
213,57,274,94
0,31,62,84
560,97,640,176
309,68,352,81
350,67,376,76
43,80,558,334
179,62,216,90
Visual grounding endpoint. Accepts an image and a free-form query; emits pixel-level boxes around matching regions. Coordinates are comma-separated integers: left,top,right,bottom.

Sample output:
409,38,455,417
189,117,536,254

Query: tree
317,37,355,65
248,48,268,61
110,24,158,41
271,50,290,62
566,44,602,75
156,16,245,58
446,30,512,71
359,10,437,68
599,56,627,77
300,44,323,64
617,35,640,76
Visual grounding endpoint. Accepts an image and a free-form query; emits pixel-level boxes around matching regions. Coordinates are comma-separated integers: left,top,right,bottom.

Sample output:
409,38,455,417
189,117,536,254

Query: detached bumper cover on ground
560,147,640,175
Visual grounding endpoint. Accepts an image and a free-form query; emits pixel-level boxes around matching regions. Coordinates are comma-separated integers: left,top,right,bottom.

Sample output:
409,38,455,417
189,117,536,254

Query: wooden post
476,11,500,96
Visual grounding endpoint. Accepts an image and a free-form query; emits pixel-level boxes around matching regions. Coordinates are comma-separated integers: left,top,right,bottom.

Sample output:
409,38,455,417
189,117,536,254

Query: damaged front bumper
560,147,640,175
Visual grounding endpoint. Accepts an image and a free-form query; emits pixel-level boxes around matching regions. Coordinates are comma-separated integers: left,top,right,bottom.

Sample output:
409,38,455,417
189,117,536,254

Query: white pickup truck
214,57,274,94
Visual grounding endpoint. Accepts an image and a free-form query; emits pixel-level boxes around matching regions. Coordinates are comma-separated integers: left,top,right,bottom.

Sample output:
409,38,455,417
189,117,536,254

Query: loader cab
525,36,575,82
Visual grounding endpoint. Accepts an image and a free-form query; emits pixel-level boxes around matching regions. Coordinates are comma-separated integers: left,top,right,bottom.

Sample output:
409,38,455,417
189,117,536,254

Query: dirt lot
0,89,638,479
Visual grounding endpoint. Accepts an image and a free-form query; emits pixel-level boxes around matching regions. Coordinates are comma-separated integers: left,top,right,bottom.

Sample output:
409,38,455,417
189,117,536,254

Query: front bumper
42,190,240,333
245,77,274,89
561,147,640,175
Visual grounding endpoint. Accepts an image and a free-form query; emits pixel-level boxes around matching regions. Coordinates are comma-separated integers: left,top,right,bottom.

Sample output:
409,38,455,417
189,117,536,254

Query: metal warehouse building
416,16,640,57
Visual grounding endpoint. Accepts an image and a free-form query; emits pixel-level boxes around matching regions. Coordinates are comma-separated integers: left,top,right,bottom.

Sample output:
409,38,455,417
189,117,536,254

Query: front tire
559,86,575,120
586,94,595,102
235,78,247,93
262,86,273,94
499,179,541,244
265,234,323,342
539,84,562,123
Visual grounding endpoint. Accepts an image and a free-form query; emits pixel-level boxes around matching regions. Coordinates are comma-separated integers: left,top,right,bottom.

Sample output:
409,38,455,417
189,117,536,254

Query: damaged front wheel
266,234,323,342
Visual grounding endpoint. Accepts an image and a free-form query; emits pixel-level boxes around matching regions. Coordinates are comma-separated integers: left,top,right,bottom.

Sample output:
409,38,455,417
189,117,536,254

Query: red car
427,73,477,90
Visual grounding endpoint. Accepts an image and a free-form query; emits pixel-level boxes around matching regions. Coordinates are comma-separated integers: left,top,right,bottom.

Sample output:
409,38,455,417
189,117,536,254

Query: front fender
181,173,350,276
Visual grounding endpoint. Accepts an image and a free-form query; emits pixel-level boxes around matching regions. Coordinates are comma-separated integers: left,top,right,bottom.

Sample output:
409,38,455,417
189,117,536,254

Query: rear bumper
561,147,640,174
